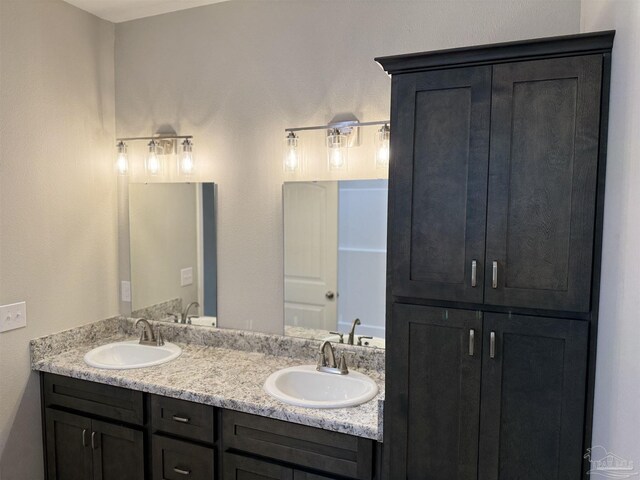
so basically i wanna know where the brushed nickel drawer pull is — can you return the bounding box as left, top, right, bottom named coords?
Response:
left=490, top=331, right=496, bottom=359
left=469, top=329, right=475, bottom=356
left=82, top=429, right=87, bottom=447
left=172, top=415, right=190, bottom=423
left=471, top=260, right=477, bottom=287
left=492, top=261, right=498, bottom=289
left=173, top=467, right=191, bottom=475
left=91, top=431, right=97, bottom=450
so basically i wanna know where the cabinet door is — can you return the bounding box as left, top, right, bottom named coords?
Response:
left=91, top=419, right=144, bottom=480
left=389, top=66, right=491, bottom=303
left=385, top=304, right=482, bottom=480
left=478, top=314, right=589, bottom=479
left=485, top=55, right=603, bottom=312
left=223, top=453, right=293, bottom=480
left=45, top=408, right=93, bottom=480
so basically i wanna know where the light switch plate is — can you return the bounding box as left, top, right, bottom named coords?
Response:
left=0, top=301, right=27, bottom=332
left=121, top=281, right=131, bottom=303
left=181, top=267, right=193, bottom=287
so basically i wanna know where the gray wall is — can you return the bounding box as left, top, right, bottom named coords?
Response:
left=115, top=0, right=581, bottom=334
left=0, top=0, right=118, bottom=478
left=582, top=0, right=640, bottom=470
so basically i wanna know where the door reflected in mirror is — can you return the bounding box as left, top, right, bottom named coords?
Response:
left=283, top=180, right=387, bottom=347
left=129, top=183, right=217, bottom=327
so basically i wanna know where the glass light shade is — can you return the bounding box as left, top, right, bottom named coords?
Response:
left=326, top=130, right=348, bottom=171
left=116, top=141, right=129, bottom=176
left=145, top=140, right=162, bottom=177
left=179, top=139, right=195, bottom=177
left=284, top=132, right=301, bottom=172
left=375, top=124, right=390, bottom=168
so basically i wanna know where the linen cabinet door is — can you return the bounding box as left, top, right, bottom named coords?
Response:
left=385, top=304, right=482, bottom=480
left=484, top=55, right=603, bottom=312
left=389, top=66, right=491, bottom=303
left=478, top=314, right=589, bottom=480
left=45, top=408, right=93, bottom=480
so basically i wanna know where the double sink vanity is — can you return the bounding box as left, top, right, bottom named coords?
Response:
left=31, top=316, right=385, bottom=480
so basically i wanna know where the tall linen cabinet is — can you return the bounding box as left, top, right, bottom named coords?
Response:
left=376, top=31, right=614, bottom=480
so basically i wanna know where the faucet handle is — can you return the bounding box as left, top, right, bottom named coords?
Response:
left=357, top=336, right=373, bottom=347
left=338, top=354, right=349, bottom=375
left=329, top=332, right=345, bottom=343
left=155, top=325, right=165, bottom=346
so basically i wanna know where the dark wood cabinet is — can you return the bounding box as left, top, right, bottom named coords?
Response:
left=478, top=314, right=589, bottom=479
left=385, top=304, right=482, bottom=480
left=390, top=66, right=491, bottom=304
left=45, top=408, right=144, bottom=480
left=223, top=453, right=293, bottom=480
left=378, top=31, right=614, bottom=480
left=484, top=55, right=603, bottom=312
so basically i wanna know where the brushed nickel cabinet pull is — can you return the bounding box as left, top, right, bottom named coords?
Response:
left=490, top=331, right=496, bottom=359
left=91, top=431, right=97, bottom=450
left=82, top=429, right=87, bottom=447
left=471, top=260, right=477, bottom=287
left=173, top=467, right=191, bottom=475
left=492, top=261, right=498, bottom=289
left=469, top=329, right=475, bottom=356
left=172, top=415, right=190, bottom=423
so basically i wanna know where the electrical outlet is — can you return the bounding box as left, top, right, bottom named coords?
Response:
left=121, top=281, right=131, bottom=303
left=0, top=301, right=27, bottom=333
left=181, top=267, right=193, bottom=287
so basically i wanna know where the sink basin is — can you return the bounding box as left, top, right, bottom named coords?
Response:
left=84, top=340, right=181, bottom=369
left=264, top=365, right=379, bottom=409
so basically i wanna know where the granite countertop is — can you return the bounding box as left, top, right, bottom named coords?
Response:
left=31, top=317, right=385, bottom=441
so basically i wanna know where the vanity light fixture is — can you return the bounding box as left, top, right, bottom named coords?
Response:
left=284, top=131, right=301, bottom=172
left=284, top=119, right=389, bottom=173
left=326, top=128, right=349, bottom=171
left=375, top=124, right=390, bottom=168
left=145, top=139, right=162, bottom=177
left=115, top=134, right=195, bottom=178
left=116, top=141, right=129, bottom=176
left=179, top=138, right=195, bottom=177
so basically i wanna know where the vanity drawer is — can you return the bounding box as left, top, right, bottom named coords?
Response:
left=42, top=373, right=144, bottom=425
left=151, top=395, right=215, bottom=444
left=222, top=411, right=373, bottom=480
left=152, top=435, right=215, bottom=480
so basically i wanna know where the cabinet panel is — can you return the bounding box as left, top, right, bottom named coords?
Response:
left=390, top=66, right=491, bottom=303
left=223, top=453, right=293, bottom=480
left=45, top=408, right=93, bottom=480
left=485, top=55, right=603, bottom=312
left=152, top=435, right=215, bottom=480
left=385, top=304, right=482, bottom=480
left=478, top=314, right=589, bottom=479
left=92, top=419, right=145, bottom=480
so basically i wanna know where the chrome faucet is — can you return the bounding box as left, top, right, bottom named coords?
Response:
left=181, top=301, right=200, bottom=324
left=135, top=318, right=164, bottom=346
left=347, top=318, right=361, bottom=345
left=316, top=341, right=349, bottom=375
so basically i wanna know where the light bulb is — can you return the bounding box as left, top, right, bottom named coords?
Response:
left=375, top=124, right=390, bottom=168
left=145, top=140, right=161, bottom=176
left=116, top=141, right=128, bottom=176
left=179, top=139, right=195, bottom=177
left=284, top=132, right=300, bottom=172
left=326, top=129, right=348, bottom=171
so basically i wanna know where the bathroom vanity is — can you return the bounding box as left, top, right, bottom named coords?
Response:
left=32, top=318, right=385, bottom=480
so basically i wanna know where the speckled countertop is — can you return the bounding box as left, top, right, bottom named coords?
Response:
left=31, top=317, right=385, bottom=441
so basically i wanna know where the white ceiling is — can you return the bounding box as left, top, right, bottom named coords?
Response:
left=63, top=0, right=230, bottom=23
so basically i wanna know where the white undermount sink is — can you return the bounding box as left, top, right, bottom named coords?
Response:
left=84, top=340, right=182, bottom=369
left=264, top=365, right=379, bottom=409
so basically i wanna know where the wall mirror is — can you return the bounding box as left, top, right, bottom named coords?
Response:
left=283, top=180, right=387, bottom=348
left=129, top=182, right=217, bottom=326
